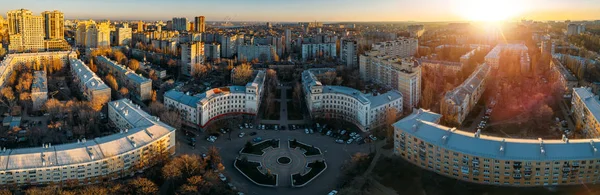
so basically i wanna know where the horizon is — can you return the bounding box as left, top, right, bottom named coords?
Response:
left=1, top=0, right=599, bottom=22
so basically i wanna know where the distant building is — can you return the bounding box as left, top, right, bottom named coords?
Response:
left=285, top=29, right=292, bottom=53
left=180, top=42, right=205, bottom=77
left=194, top=16, right=205, bottom=32
left=237, top=44, right=275, bottom=62
left=219, top=34, right=238, bottom=58
left=567, top=23, right=585, bottom=36
left=75, top=20, right=111, bottom=48
left=7, top=9, right=45, bottom=52
left=340, top=39, right=358, bottom=68
left=116, top=23, right=132, bottom=46
left=173, top=17, right=189, bottom=32
left=31, top=71, right=47, bottom=111
left=441, top=63, right=491, bottom=125
left=137, top=20, right=144, bottom=32
left=302, top=68, right=403, bottom=132
left=69, top=58, right=111, bottom=103
left=42, top=10, right=64, bottom=40
left=541, top=40, right=555, bottom=54
left=550, top=58, right=578, bottom=95
left=301, top=43, right=336, bottom=62
left=370, top=38, right=418, bottom=58
left=204, top=43, right=221, bottom=62
left=96, top=56, right=152, bottom=101
left=408, top=24, right=425, bottom=38
left=484, top=43, right=528, bottom=69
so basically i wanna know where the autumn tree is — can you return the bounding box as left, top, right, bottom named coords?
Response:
left=119, top=87, right=130, bottom=97
left=231, top=63, right=253, bottom=85
left=151, top=90, right=157, bottom=102
left=128, top=59, right=140, bottom=71
left=128, top=177, right=158, bottom=195
left=192, top=63, right=209, bottom=79
left=384, top=107, right=399, bottom=139
left=0, top=87, right=16, bottom=109
left=160, top=110, right=183, bottom=130
left=88, top=59, right=98, bottom=73
left=112, top=50, right=127, bottom=65
left=105, top=74, right=119, bottom=91
left=148, top=101, right=166, bottom=116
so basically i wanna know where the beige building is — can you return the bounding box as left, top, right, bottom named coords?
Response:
left=75, top=20, right=111, bottom=48
left=550, top=58, right=578, bottom=94
left=441, top=63, right=491, bottom=125
left=70, top=59, right=111, bottom=103
left=116, top=23, right=132, bottom=46
left=360, top=52, right=421, bottom=110
left=180, top=42, right=205, bottom=77
left=395, top=109, right=600, bottom=187
left=96, top=56, right=152, bottom=101
left=194, top=16, right=205, bottom=33
left=572, top=87, right=600, bottom=138
left=42, top=10, right=64, bottom=40
left=31, top=71, right=48, bottom=111
left=7, top=9, right=45, bottom=52
left=0, top=51, right=77, bottom=87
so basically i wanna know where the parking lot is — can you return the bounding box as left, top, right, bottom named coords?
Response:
left=177, top=122, right=377, bottom=195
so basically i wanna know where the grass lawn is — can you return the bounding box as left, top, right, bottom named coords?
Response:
left=289, top=139, right=321, bottom=156
left=292, top=160, right=326, bottom=186
left=235, top=159, right=277, bottom=186
left=287, top=102, right=304, bottom=120
left=241, top=139, right=279, bottom=155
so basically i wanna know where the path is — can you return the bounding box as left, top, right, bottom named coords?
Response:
left=260, top=86, right=309, bottom=125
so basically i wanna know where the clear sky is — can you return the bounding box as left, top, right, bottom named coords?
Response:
left=1, top=0, right=598, bottom=22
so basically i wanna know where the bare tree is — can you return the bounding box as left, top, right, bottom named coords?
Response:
left=128, top=177, right=158, bottom=195
left=231, top=63, right=253, bottom=85
left=105, top=74, right=119, bottom=91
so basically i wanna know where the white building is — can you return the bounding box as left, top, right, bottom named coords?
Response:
left=340, top=39, right=358, bottom=68
left=219, top=34, right=238, bottom=58
left=164, top=70, right=266, bottom=127
left=31, top=71, right=47, bottom=111
left=370, top=38, right=418, bottom=58
left=301, top=43, right=336, bottom=62
left=0, top=99, right=175, bottom=187
left=116, top=24, right=132, bottom=46
left=302, top=68, right=403, bottom=132
left=7, top=9, right=45, bottom=52
left=70, top=58, right=111, bottom=103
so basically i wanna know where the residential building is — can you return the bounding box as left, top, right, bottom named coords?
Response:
left=285, top=29, right=291, bottom=53
left=137, top=20, right=144, bottom=32
left=340, top=39, right=358, bottom=68
left=69, top=58, right=111, bottom=103
left=75, top=20, right=111, bottom=48
left=180, top=42, right=205, bottom=77
left=219, top=34, right=238, bottom=58
left=41, top=10, right=64, bottom=40
left=359, top=52, right=421, bottom=110
left=441, top=63, right=491, bottom=125
left=0, top=51, right=76, bottom=87
left=572, top=87, right=600, bottom=137
left=31, top=71, right=47, bottom=111
left=394, top=108, right=600, bottom=187
left=173, top=17, right=188, bottom=32
left=419, top=59, right=462, bottom=73
left=567, top=23, right=585, bottom=36
left=0, top=99, right=175, bottom=187
left=302, top=68, right=403, bottom=132
left=541, top=40, right=555, bottom=54
left=550, top=58, right=578, bottom=94
left=116, top=23, right=132, bottom=46
left=194, top=16, right=205, bottom=32
left=301, top=43, right=336, bottom=62
left=237, top=44, right=275, bottom=62
left=164, top=70, right=266, bottom=127
left=408, top=25, right=425, bottom=38
left=7, top=9, right=45, bottom=52
left=204, top=43, right=221, bottom=62
left=485, top=44, right=528, bottom=68
left=370, top=38, right=418, bottom=58
left=96, top=56, right=152, bottom=101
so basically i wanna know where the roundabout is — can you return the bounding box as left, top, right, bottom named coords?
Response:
left=235, top=139, right=327, bottom=187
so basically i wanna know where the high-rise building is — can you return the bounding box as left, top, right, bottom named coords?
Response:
left=75, top=20, right=111, bottom=48
left=194, top=16, right=205, bottom=32
left=370, top=38, right=418, bottom=57
left=181, top=42, right=205, bottom=77
left=301, top=43, right=336, bottom=62
left=567, top=23, right=585, bottom=36
left=285, top=29, right=291, bottom=53
left=173, top=17, right=189, bottom=32
left=237, top=44, right=275, bottom=62
left=219, top=34, right=238, bottom=58
left=137, top=20, right=144, bottom=32
left=340, top=39, right=358, bottom=68
left=116, top=23, right=132, bottom=46
left=7, top=9, right=45, bottom=52
left=41, top=10, right=64, bottom=40
left=204, top=43, right=220, bottom=62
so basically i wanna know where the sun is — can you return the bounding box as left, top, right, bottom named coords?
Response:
left=452, top=0, right=528, bottom=21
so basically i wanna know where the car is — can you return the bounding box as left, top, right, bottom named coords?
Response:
left=328, top=190, right=339, bottom=195
left=238, top=132, right=245, bottom=138
left=349, top=132, right=357, bottom=137
left=340, top=130, right=347, bottom=135
left=227, top=182, right=236, bottom=190
left=335, top=139, right=344, bottom=144
left=244, top=123, right=249, bottom=129
left=253, top=137, right=263, bottom=142
left=249, top=124, right=254, bottom=129
left=249, top=132, right=257, bottom=136
left=326, top=130, right=332, bottom=136
left=188, top=137, right=197, bottom=142
left=355, top=137, right=363, bottom=142
left=274, top=125, right=279, bottom=130
left=206, top=137, right=215, bottom=143
left=220, top=129, right=227, bottom=134
left=369, top=135, right=377, bottom=141
left=309, top=129, right=314, bottom=134
left=202, top=153, right=207, bottom=158
left=238, top=125, right=244, bottom=130
left=305, top=129, right=310, bottom=134
left=346, top=139, right=354, bottom=144
left=261, top=124, right=265, bottom=129
left=219, top=173, right=227, bottom=182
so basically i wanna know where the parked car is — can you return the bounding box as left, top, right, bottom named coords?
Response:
left=238, top=132, right=245, bottom=138
left=326, top=130, right=332, bottom=136
left=335, top=139, right=344, bottom=144
left=253, top=137, right=263, bottom=142
left=309, top=129, right=314, bottom=134
left=220, top=129, right=227, bottom=134
left=349, top=132, right=357, bottom=137
left=219, top=173, right=227, bottom=182
left=346, top=139, right=354, bottom=144
left=355, top=137, right=363, bottom=142
left=369, top=135, right=377, bottom=141
left=340, top=130, right=347, bottom=135
left=305, top=129, right=310, bottom=134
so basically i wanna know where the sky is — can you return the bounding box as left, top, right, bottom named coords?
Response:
left=0, top=0, right=599, bottom=22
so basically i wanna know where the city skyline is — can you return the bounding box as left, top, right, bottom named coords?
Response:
left=1, top=0, right=599, bottom=22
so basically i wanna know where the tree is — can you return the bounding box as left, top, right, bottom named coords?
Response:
left=128, top=59, right=140, bottom=71
left=207, top=146, right=223, bottom=171
left=384, top=107, right=398, bottom=139
left=151, top=90, right=157, bottom=102
left=535, top=104, right=554, bottom=125
left=0, top=47, right=6, bottom=58
left=148, top=101, right=167, bottom=116
left=76, top=185, right=108, bottom=195
left=128, top=177, right=158, bottom=195
left=192, top=63, right=209, bottom=79
left=112, top=50, right=127, bottom=65
left=119, top=87, right=130, bottom=97
left=232, top=63, right=253, bottom=85
left=0, top=87, right=16, bottom=109
left=105, top=74, right=119, bottom=91
left=160, top=110, right=183, bottom=130
left=167, top=59, right=177, bottom=68
left=292, top=82, right=303, bottom=109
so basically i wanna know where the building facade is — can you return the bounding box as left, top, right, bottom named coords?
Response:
left=237, top=44, right=275, bottom=62
left=394, top=108, right=600, bottom=187
left=7, top=9, right=45, bottom=52
left=31, top=71, right=48, bottom=111
left=172, top=17, right=188, bottom=32
left=41, top=10, right=64, bottom=40
left=194, top=16, right=205, bottom=33
left=485, top=44, right=528, bottom=69
left=116, top=24, right=132, bottom=46
left=301, top=43, right=336, bottom=62
left=302, top=68, right=403, bottom=132
left=204, top=43, right=221, bottom=62
left=550, top=58, right=578, bottom=94
left=572, top=87, right=600, bottom=138
left=75, top=20, right=111, bottom=48
left=180, top=42, right=205, bottom=77
left=0, top=99, right=175, bottom=187
left=441, top=63, right=491, bottom=125
left=370, top=38, right=418, bottom=58
left=340, top=39, right=358, bottom=68
left=0, top=51, right=76, bottom=87
left=70, top=59, right=111, bottom=103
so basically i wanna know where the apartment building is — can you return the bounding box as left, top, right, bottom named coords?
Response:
left=302, top=68, right=403, bottom=132
left=301, top=43, right=336, bottom=62
left=441, top=63, right=491, bottom=125
left=0, top=99, right=175, bottom=187
left=572, top=87, right=600, bottom=138
left=31, top=71, right=48, bottom=111
left=0, top=51, right=76, bottom=87
left=75, top=20, right=111, bottom=48
left=550, top=58, right=578, bottom=94
left=96, top=56, right=152, bottom=101
left=485, top=44, right=528, bottom=69
left=370, top=38, right=418, bottom=58
left=340, top=39, right=358, bottom=68
left=180, top=42, right=205, bottom=77
left=7, top=9, right=45, bottom=52
left=69, top=59, right=111, bottom=103
left=237, top=44, right=275, bottom=62
left=394, top=109, right=600, bottom=187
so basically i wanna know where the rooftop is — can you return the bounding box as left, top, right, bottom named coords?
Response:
left=573, top=87, right=600, bottom=125
left=31, top=71, right=47, bottom=93
left=164, top=90, right=202, bottom=108
left=70, top=59, right=110, bottom=92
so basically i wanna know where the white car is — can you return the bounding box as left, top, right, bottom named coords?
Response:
left=369, top=135, right=377, bottom=141
left=309, top=129, right=314, bottom=134
left=238, top=132, right=245, bottom=138
left=349, top=132, right=357, bottom=137
left=305, top=129, right=310, bottom=134
left=219, top=173, right=227, bottom=182
left=207, top=137, right=215, bottom=143
left=340, top=130, right=347, bottom=135
left=328, top=190, right=338, bottom=195
left=346, top=139, right=354, bottom=144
